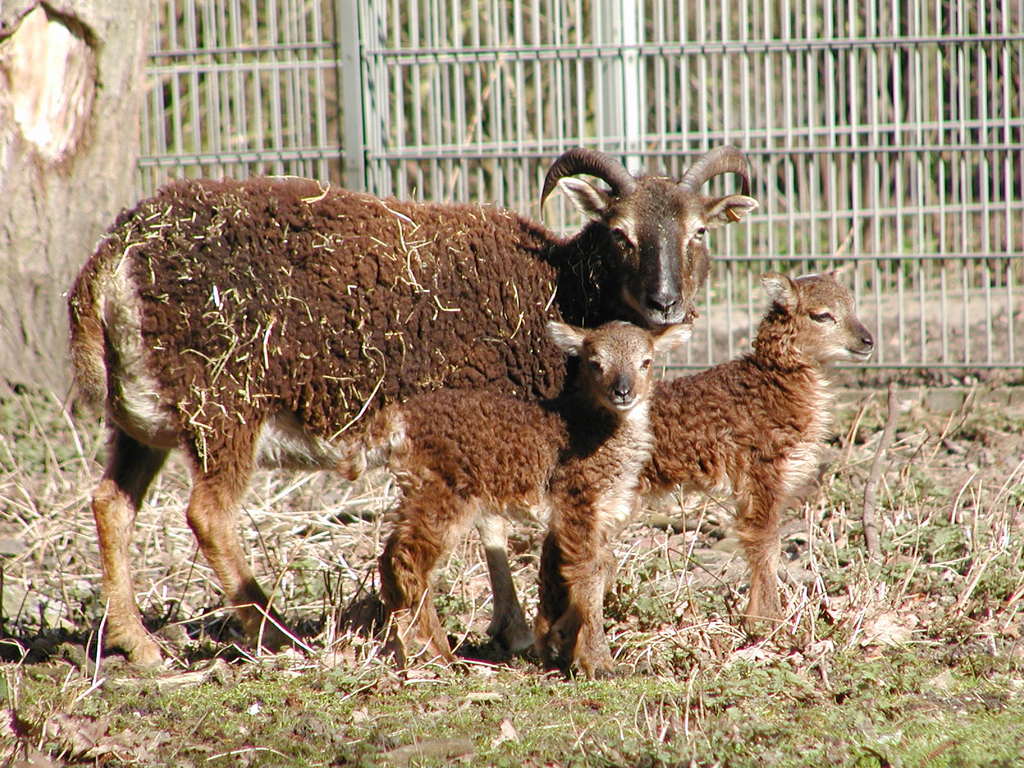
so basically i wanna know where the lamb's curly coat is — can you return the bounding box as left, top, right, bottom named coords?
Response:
left=641, top=272, right=875, bottom=623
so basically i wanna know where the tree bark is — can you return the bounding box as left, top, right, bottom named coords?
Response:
left=0, top=0, right=149, bottom=393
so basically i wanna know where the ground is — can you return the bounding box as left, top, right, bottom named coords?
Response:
left=1, top=384, right=1022, bottom=767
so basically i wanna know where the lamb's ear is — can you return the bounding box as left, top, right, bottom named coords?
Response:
left=761, top=273, right=798, bottom=311
left=827, top=262, right=855, bottom=280
left=705, top=194, right=759, bottom=228
left=558, top=177, right=613, bottom=220
left=652, top=323, right=692, bottom=355
left=547, top=320, right=587, bottom=355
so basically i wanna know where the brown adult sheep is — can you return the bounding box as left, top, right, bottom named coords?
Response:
left=346, top=320, right=688, bottom=677
left=68, top=147, right=756, bottom=666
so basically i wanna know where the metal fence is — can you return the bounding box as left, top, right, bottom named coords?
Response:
left=138, top=0, right=1023, bottom=373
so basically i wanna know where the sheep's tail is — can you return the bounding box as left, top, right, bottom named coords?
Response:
left=67, top=255, right=110, bottom=408
left=339, top=407, right=408, bottom=481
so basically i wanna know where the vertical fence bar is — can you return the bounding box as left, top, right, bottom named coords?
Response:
left=337, top=0, right=365, bottom=190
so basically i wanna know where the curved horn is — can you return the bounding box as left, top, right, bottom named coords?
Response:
left=540, top=148, right=636, bottom=208
left=679, top=145, right=751, bottom=196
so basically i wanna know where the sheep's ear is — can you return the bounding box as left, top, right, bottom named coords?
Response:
left=705, top=194, right=758, bottom=229
left=558, top=177, right=613, bottom=220
left=653, top=323, right=692, bottom=355
left=547, top=320, right=587, bottom=355
left=761, top=273, right=798, bottom=311
left=827, top=262, right=855, bottom=279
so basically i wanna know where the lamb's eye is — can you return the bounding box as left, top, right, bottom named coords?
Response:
left=810, top=311, right=835, bottom=323
left=640, top=358, right=652, bottom=371
left=589, top=359, right=604, bottom=373
left=694, top=227, right=707, bottom=240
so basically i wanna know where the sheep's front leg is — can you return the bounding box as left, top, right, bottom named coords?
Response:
left=536, top=531, right=616, bottom=679
left=92, top=429, right=168, bottom=666
left=534, top=531, right=565, bottom=660
left=475, top=513, right=533, bottom=652
left=735, top=491, right=784, bottom=630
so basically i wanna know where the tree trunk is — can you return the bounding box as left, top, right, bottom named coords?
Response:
left=0, top=0, right=149, bottom=393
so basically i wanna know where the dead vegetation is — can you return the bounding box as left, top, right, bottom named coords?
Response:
left=1, top=384, right=1023, bottom=765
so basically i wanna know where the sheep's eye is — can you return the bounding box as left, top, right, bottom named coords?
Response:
left=611, top=229, right=633, bottom=249
left=810, top=311, right=835, bottom=324
left=640, top=358, right=653, bottom=371
left=589, top=359, right=604, bottom=373
left=694, top=227, right=707, bottom=240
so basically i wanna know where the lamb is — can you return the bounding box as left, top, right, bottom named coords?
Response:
left=68, top=147, right=757, bottom=666
left=348, top=319, right=688, bottom=678
left=640, top=270, right=874, bottom=626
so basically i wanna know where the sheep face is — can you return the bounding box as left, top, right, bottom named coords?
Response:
left=759, top=271, right=875, bottom=365
left=548, top=320, right=691, bottom=414
left=553, top=152, right=758, bottom=330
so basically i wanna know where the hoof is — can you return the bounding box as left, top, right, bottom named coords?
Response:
left=122, top=636, right=164, bottom=669
left=572, top=652, right=618, bottom=680
left=492, top=620, right=535, bottom=654
left=250, top=623, right=294, bottom=654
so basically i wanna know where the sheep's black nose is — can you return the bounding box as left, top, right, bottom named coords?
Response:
left=861, top=332, right=875, bottom=349
left=647, top=292, right=679, bottom=314
left=612, top=375, right=632, bottom=400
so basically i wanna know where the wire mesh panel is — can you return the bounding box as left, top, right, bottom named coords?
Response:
left=140, top=0, right=1024, bottom=373
left=138, top=0, right=344, bottom=193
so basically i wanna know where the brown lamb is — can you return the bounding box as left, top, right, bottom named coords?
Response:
left=466, top=271, right=874, bottom=644
left=67, top=147, right=755, bottom=667
left=641, top=271, right=874, bottom=625
left=348, top=320, right=689, bottom=678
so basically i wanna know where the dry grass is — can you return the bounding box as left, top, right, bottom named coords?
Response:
left=1, top=384, right=1023, bottom=766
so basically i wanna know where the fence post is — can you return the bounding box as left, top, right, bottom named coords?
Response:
left=619, top=0, right=641, bottom=171
left=337, top=0, right=365, bottom=191
left=599, top=0, right=642, bottom=171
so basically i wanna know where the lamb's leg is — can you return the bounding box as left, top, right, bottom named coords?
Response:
left=379, top=483, right=474, bottom=664
left=379, top=526, right=453, bottom=664
left=537, top=529, right=616, bottom=679
left=561, top=545, right=616, bottom=679
left=184, top=444, right=291, bottom=653
left=534, top=531, right=567, bottom=662
left=92, top=428, right=168, bottom=666
left=475, top=513, right=532, bottom=652
left=735, top=492, right=784, bottom=628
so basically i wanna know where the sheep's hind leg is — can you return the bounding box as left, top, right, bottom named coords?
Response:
left=735, top=492, right=784, bottom=631
left=379, top=534, right=454, bottom=664
left=92, top=428, right=168, bottom=667
left=184, top=443, right=292, bottom=654
left=379, top=486, right=473, bottom=664
left=476, top=513, right=533, bottom=652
